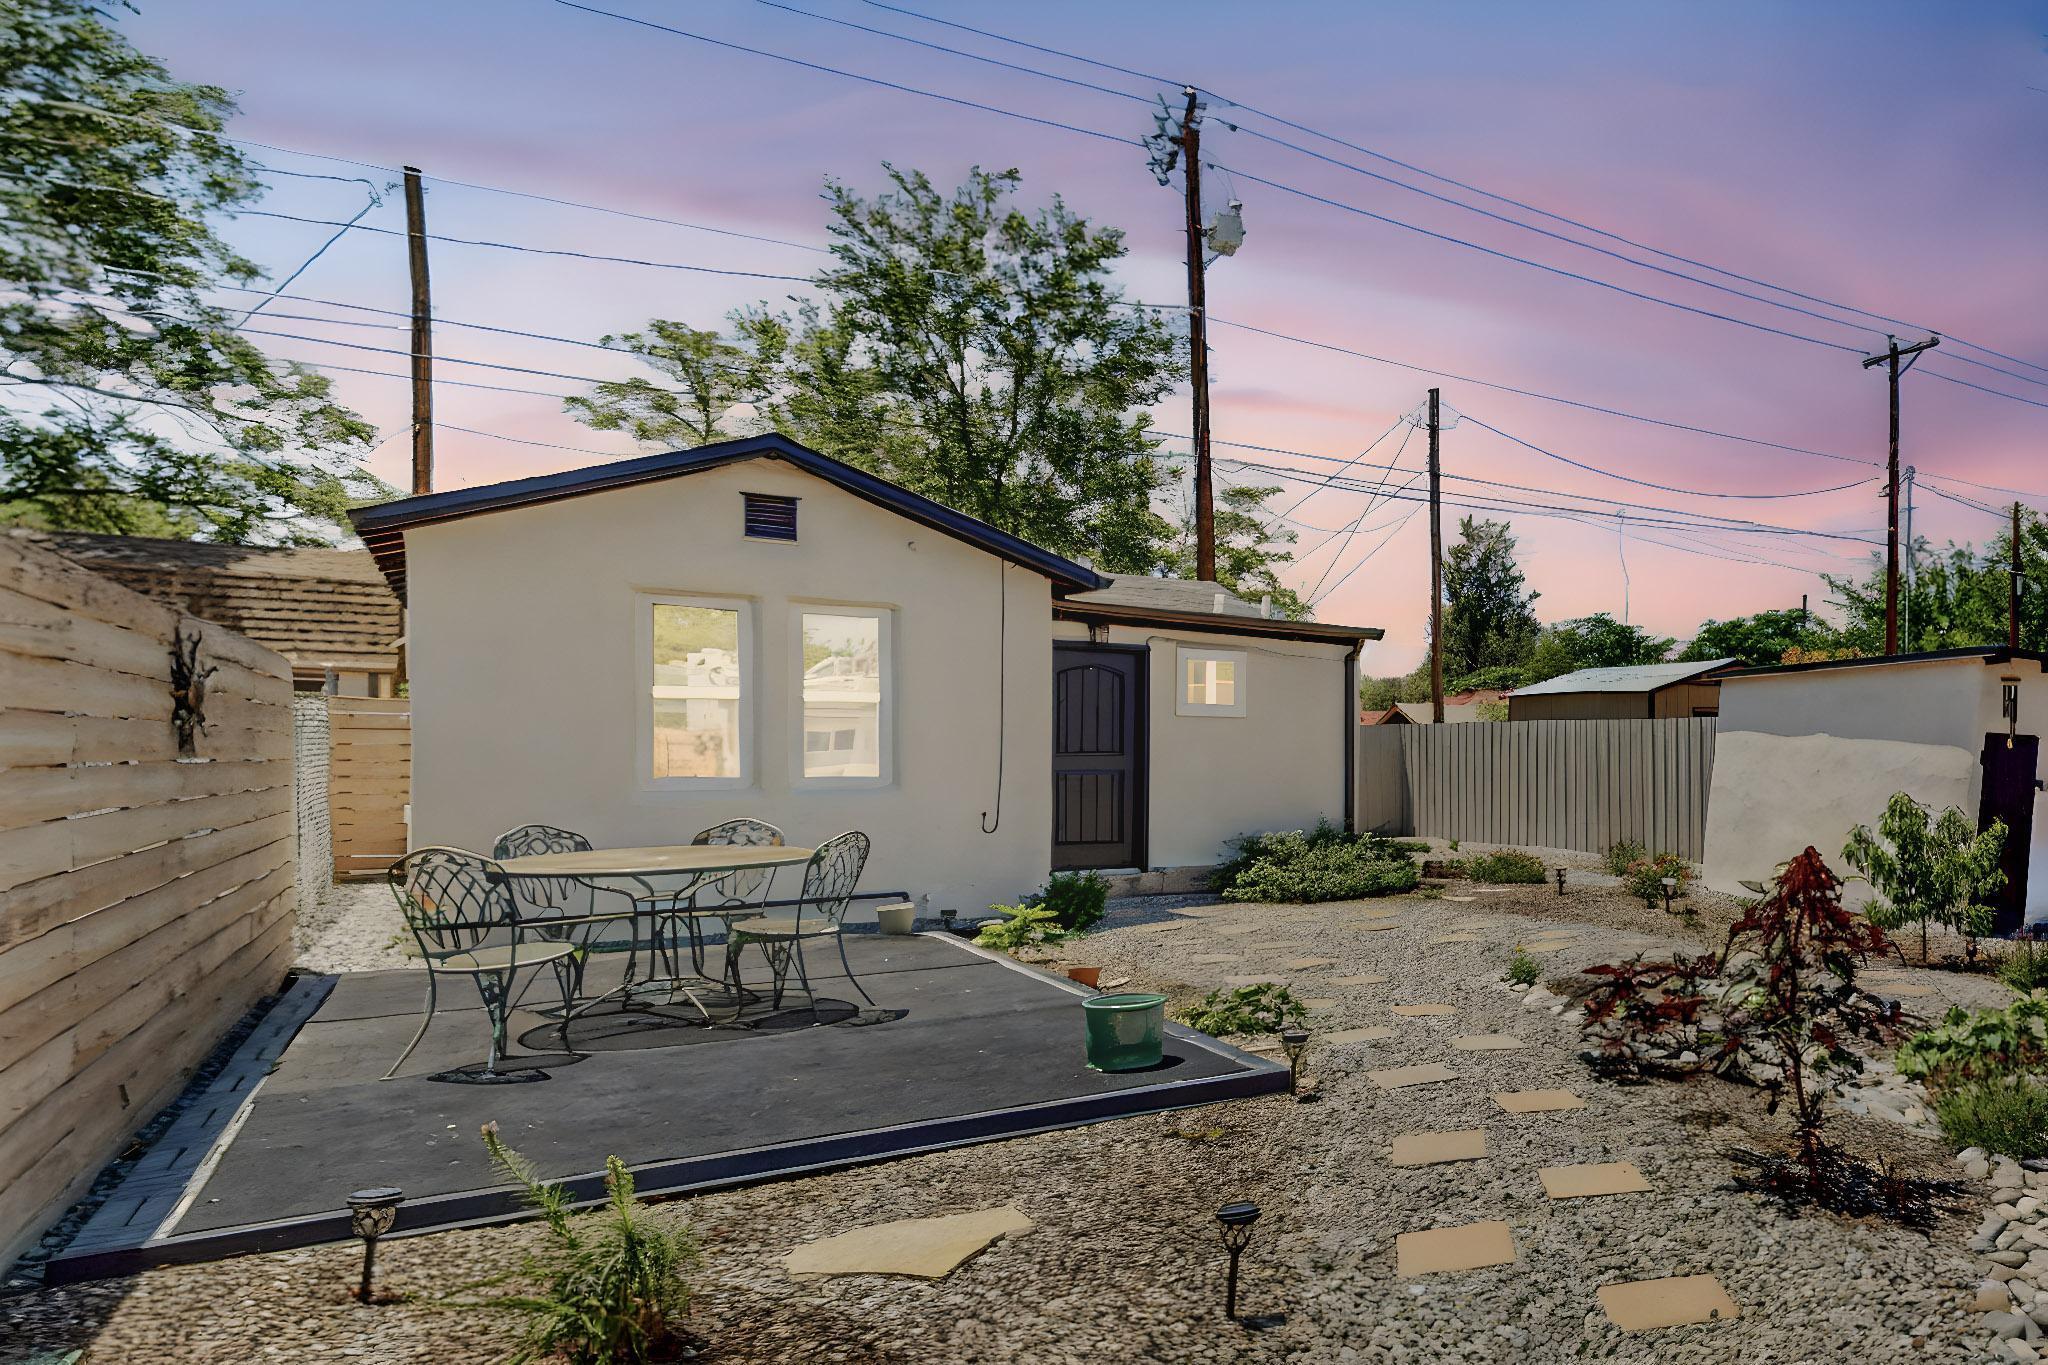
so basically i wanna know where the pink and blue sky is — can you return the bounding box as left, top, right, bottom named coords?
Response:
left=120, top=1, right=2048, bottom=671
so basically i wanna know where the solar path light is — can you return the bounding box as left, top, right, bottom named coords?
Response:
left=346, top=1187, right=404, bottom=1302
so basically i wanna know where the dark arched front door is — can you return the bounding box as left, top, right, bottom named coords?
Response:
left=1052, top=644, right=1148, bottom=870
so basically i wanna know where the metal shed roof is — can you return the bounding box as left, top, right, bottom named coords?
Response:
left=1509, top=658, right=1735, bottom=697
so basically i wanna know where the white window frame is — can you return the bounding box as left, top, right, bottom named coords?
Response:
left=637, top=592, right=753, bottom=791
left=790, top=604, right=893, bottom=789
left=1176, top=646, right=1248, bottom=717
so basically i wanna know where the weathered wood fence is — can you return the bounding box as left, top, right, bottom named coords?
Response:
left=0, top=532, right=295, bottom=1267
left=328, top=696, right=409, bottom=879
left=1356, top=717, right=1719, bottom=860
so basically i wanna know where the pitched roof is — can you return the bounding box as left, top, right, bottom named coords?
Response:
left=24, top=530, right=401, bottom=672
left=347, top=432, right=1108, bottom=601
left=1056, top=573, right=1382, bottom=644
left=1071, top=573, right=1268, bottom=618
left=1509, top=658, right=1736, bottom=697
left=1716, top=646, right=2048, bottom=679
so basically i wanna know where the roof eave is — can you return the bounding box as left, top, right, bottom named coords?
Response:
left=1054, top=598, right=1382, bottom=644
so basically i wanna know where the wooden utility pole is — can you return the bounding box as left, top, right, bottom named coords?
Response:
left=1861, top=334, right=1939, bottom=654
left=2013, top=501, right=2024, bottom=651
left=1174, top=87, right=1215, bottom=583
left=1428, top=388, right=1444, bottom=724
left=1902, top=465, right=1916, bottom=648
left=403, top=166, right=433, bottom=496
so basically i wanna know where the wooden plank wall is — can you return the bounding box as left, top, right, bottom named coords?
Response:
left=329, top=696, right=409, bottom=880
left=1353, top=718, right=1719, bottom=860
left=0, top=532, right=294, bottom=1268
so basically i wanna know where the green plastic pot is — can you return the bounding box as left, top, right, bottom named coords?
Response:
left=1082, top=992, right=1168, bottom=1072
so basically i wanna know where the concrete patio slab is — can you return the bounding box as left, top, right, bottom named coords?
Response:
left=1540, top=1161, right=1652, bottom=1199
left=44, top=935, right=1285, bottom=1283
left=1389, top=1129, right=1487, bottom=1166
left=1597, top=1274, right=1740, bottom=1329
left=782, top=1205, right=1033, bottom=1278
left=1369, top=1062, right=1459, bottom=1090
left=1493, top=1089, right=1586, bottom=1113
left=1395, top=1220, right=1517, bottom=1275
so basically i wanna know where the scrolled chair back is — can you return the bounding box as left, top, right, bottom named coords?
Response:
left=491, top=823, right=594, bottom=918
left=691, top=818, right=786, bottom=905
left=389, top=847, right=517, bottom=959
left=799, top=830, right=871, bottom=929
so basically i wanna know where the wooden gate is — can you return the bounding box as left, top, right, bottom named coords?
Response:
left=329, top=696, right=409, bottom=879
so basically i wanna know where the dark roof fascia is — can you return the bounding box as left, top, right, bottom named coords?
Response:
left=1717, top=646, right=2048, bottom=680
left=346, top=434, right=1108, bottom=599
left=1054, top=598, right=1383, bottom=645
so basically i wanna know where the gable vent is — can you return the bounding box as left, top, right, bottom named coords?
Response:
left=742, top=493, right=799, bottom=541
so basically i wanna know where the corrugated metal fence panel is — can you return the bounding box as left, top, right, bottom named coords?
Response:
left=1352, top=717, right=1719, bottom=860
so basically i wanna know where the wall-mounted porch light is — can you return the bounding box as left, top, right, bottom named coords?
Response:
left=2002, top=674, right=2020, bottom=747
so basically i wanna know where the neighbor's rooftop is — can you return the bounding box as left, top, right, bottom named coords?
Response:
left=1509, top=657, right=1735, bottom=697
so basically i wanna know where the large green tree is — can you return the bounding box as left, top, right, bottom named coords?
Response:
left=0, top=0, right=384, bottom=542
left=570, top=165, right=1294, bottom=591
left=1163, top=482, right=1305, bottom=618
left=1823, top=510, right=2048, bottom=655
left=1525, top=612, right=1672, bottom=680
left=1680, top=607, right=1840, bottom=667
left=1439, top=516, right=1541, bottom=678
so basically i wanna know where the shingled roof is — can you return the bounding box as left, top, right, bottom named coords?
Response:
left=22, top=530, right=402, bottom=674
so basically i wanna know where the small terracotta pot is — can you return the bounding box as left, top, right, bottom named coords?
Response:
left=1067, top=965, right=1102, bottom=988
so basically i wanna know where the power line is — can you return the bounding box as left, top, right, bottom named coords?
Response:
left=1460, top=416, right=1878, bottom=499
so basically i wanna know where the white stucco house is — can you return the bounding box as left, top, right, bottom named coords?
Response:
left=1701, top=647, right=2048, bottom=932
left=349, top=433, right=1382, bottom=917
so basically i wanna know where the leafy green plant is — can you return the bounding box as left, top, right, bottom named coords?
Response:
left=1504, top=949, right=1541, bottom=987
left=1604, top=838, right=1648, bottom=877
left=973, top=902, right=1077, bottom=951
left=1998, top=938, right=2048, bottom=993
left=1176, top=983, right=1307, bottom=1037
left=1212, top=818, right=1353, bottom=888
left=1222, top=837, right=1419, bottom=904
left=1621, top=852, right=1693, bottom=908
left=1843, top=792, right=2006, bottom=963
left=1895, top=992, right=2048, bottom=1093
left=1932, top=1079, right=2048, bottom=1159
left=1460, top=849, right=1547, bottom=884
left=1023, top=871, right=1108, bottom=933
left=469, top=1123, right=701, bottom=1365
left=1447, top=838, right=1461, bottom=853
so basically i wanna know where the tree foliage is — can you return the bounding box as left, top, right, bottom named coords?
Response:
left=1679, top=608, right=1833, bottom=667
left=1439, top=516, right=1541, bottom=678
left=1823, top=510, right=2048, bottom=655
left=1525, top=612, right=1672, bottom=679
left=1842, top=792, right=2006, bottom=962
left=566, top=165, right=1306, bottom=587
left=0, top=0, right=385, bottom=542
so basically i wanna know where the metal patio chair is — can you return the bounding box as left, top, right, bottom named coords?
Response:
left=382, top=847, right=578, bottom=1080
left=492, top=823, right=648, bottom=1004
left=637, top=818, right=788, bottom=981
left=726, top=830, right=875, bottom=1022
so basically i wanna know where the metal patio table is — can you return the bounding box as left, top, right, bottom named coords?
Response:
left=493, top=843, right=814, bottom=1023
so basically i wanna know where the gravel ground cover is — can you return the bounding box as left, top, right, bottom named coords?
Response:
left=3, top=871, right=2021, bottom=1363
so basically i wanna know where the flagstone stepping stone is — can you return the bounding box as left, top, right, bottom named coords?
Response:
left=1869, top=982, right=1935, bottom=997
left=1492, top=1089, right=1585, bottom=1114
left=1358, top=922, right=1400, bottom=932
left=1130, top=920, right=1190, bottom=933
left=1191, top=953, right=1239, bottom=964
left=783, top=1206, right=1033, bottom=1278
left=1395, top=1219, right=1517, bottom=1276
left=1369, top=1062, right=1459, bottom=1090
left=1517, top=942, right=1572, bottom=953
left=1597, top=1274, right=1740, bottom=1330
left=1100, top=976, right=1131, bottom=990
left=1389, top=1128, right=1487, bottom=1166
left=1224, top=975, right=1285, bottom=986
left=1391, top=1003, right=1456, bottom=1017
left=1540, top=1161, right=1652, bottom=1199
left=1432, top=933, right=1481, bottom=944
left=1325, top=1025, right=1395, bottom=1044
left=1331, top=973, right=1388, bottom=986
left=1283, top=957, right=1335, bottom=970
left=1300, top=997, right=1340, bottom=1010
left=1212, top=925, right=1267, bottom=937
left=1450, top=1034, right=1526, bottom=1051
left=1441, top=895, right=1476, bottom=903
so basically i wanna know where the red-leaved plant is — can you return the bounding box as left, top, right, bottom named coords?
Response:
left=1715, top=847, right=1899, bottom=1185
left=1579, top=953, right=1719, bottom=1077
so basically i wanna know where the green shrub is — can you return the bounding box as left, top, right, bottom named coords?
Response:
left=471, top=1123, right=700, bottom=1365
left=1461, top=849, right=1547, bottom=884
left=1843, top=792, right=2006, bottom=963
left=1622, top=852, right=1693, bottom=907
left=1505, top=949, right=1541, bottom=986
left=1895, top=992, right=2048, bottom=1092
left=1997, top=941, right=2048, bottom=993
left=1603, top=839, right=1648, bottom=877
left=1933, top=1079, right=2048, bottom=1159
left=1212, top=818, right=1354, bottom=889
left=1024, top=871, right=1108, bottom=933
left=974, top=902, right=1076, bottom=951
left=1177, top=983, right=1307, bottom=1037
left=1222, top=836, right=1419, bottom=904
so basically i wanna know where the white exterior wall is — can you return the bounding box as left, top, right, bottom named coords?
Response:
left=404, top=460, right=1053, bottom=919
left=1701, top=656, right=2048, bottom=923
left=1053, top=620, right=1354, bottom=868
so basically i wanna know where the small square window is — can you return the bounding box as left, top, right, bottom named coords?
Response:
left=1176, top=647, right=1247, bottom=717
left=743, top=493, right=799, bottom=541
